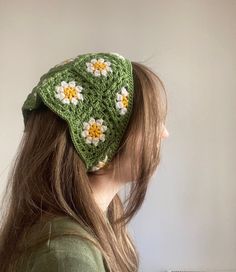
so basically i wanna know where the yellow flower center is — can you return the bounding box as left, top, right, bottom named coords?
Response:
left=93, top=61, right=107, bottom=71
left=122, top=96, right=128, bottom=108
left=64, top=87, right=77, bottom=100
left=88, top=123, right=102, bottom=138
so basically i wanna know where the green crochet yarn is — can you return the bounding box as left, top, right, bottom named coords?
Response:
left=22, top=52, right=134, bottom=172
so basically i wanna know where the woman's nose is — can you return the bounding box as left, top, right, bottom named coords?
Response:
left=161, top=125, right=169, bottom=139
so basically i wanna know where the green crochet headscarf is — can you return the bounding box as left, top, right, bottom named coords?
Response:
left=22, top=52, right=134, bottom=172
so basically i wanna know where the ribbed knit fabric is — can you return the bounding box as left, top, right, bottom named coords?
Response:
left=17, top=216, right=109, bottom=272
left=21, top=52, right=134, bottom=172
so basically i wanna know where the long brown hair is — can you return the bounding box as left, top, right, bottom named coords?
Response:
left=0, top=61, right=168, bottom=272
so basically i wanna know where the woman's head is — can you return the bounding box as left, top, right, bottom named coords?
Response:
left=90, top=61, right=168, bottom=185
left=0, top=55, right=168, bottom=272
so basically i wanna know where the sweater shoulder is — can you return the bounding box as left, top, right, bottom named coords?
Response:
left=17, top=216, right=107, bottom=272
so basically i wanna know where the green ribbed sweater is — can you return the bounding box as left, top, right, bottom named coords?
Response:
left=17, top=215, right=108, bottom=272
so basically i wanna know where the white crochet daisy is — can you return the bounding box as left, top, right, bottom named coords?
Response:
left=90, top=155, right=108, bottom=172
left=110, top=52, right=125, bottom=60
left=116, top=87, right=129, bottom=115
left=86, top=58, right=112, bottom=77
left=81, top=117, right=107, bottom=146
left=55, top=81, right=83, bottom=105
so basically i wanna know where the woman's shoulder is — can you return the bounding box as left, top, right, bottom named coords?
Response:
left=17, top=215, right=107, bottom=272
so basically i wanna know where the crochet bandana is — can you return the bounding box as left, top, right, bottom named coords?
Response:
left=22, top=52, right=134, bottom=172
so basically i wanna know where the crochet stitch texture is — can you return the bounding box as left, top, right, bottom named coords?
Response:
left=22, top=52, right=134, bottom=172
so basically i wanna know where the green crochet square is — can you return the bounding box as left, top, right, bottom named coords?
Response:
left=21, top=52, right=134, bottom=172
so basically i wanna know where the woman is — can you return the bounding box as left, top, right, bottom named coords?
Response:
left=0, top=52, right=169, bottom=272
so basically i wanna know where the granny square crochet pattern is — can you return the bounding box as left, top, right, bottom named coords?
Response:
left=22, top=52, right=134, bottom=172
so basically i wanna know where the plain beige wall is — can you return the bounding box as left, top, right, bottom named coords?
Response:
left=0, top=0, right=236, bottom=271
